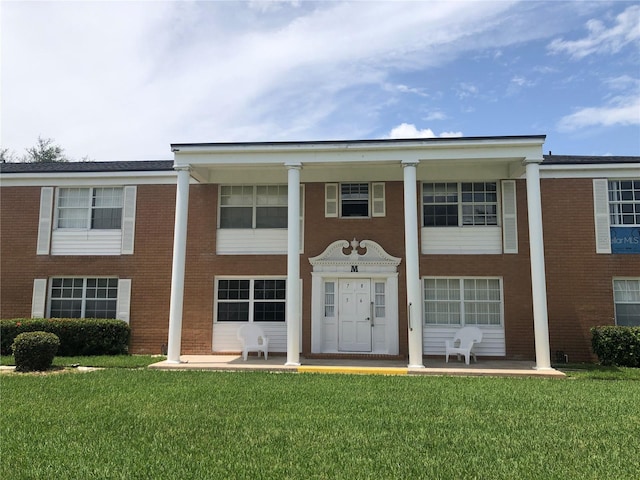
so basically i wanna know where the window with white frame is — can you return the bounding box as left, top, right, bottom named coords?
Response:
left=56, top=187, right=123, bottom=229
left=49, top=277, right=118, bottom=318
left=423, top=182, right=498, bottom=227
left=219, top=185, right=288, bottom=228
left=609, top=180, right=640, bottom=226
left=216, top=278, right=286, bottom=322
left=325, top=182, right=385, bottom=218
left=424, top=278, right=502, bottom=325
left=324, top=282, right=335, bottom=317
left=613, top=279, right=640, bottom=326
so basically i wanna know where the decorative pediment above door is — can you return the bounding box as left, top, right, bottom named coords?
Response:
left=308, top=238, right=401, bottom=273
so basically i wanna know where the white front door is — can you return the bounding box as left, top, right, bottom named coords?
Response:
left=338, top=279, right=372, bottom=352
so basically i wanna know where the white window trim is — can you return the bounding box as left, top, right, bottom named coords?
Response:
left=613, top=277, right=640, bottom=327
left=608, top=179, right=640, bottom=227
left=218, top=185, right=289, bottom=229
left=422, top=276, right=504, bottom=327
left=325, top=182, right=385, bottom=218
left=213, top=276, right=287, bottom=323
left=53, top=186, right=124, bottom=231
left=421, top=182, right=501, bottom=228
left=47, top=276, right=121, bottom=319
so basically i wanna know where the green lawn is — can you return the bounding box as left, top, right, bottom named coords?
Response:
left=0, top=354, right=162, bottom=368
left=2, top=368, right=639, bottom=480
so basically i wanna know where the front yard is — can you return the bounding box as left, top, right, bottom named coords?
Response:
left=2, top=365, right=639, bottom=479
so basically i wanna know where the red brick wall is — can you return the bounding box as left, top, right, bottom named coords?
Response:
left=2, top=178, right=637, bottom=361
left=541, top=178, right=639, bottom=362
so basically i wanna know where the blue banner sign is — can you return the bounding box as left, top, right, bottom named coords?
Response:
left=611, top=227, right=640, bottom=254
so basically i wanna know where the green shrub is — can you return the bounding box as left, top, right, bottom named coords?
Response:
left=591, top=326, right=640, bottom=367
left=12, top=331, right=60, bottom=372
left=1, top=318, right=130, bottom=356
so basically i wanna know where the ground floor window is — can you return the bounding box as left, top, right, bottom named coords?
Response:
left=613, top=278, right=640, bottom=326
left=423, top=277, right=502, bottom=326
left=215, top=278, right=286, bottom=322
left=49, top=277, right=118, bottom=318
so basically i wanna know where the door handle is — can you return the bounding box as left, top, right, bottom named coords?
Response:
left=369, top=301, right=374, bottom=327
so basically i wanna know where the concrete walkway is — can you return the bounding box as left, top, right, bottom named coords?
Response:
left=148, top=355, right=566, bottom=378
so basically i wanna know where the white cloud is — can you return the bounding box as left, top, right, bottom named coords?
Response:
left=456, top=83, right=479, bottom=99
left=557, top=95, right=640, bottom=131
left=423, top=111, right=447, bottom=121
left=548, top=5, right=640, bottom=59
left=387, top=123, right=462, bottom=139
left=2, top=1, right=637, bottom=160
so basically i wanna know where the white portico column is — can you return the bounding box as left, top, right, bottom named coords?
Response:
left=167, top=166, right=191, bottom=363
left=285, top=163, right=302, bottom=366
left=402, top=161, right=425, bottom=368
left=525, top=160, right=552, bottom=370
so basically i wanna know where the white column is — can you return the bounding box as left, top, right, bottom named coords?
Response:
left=167, top=166, right=191, bottom=363
left=402, top=161, right=425, bottom=368
left=525, top=160, right=552, bottom=370
left=285, top=163, right=301, bottom=366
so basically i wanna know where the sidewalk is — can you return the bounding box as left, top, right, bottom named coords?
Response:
left=148, top=355, right=566, bottom=378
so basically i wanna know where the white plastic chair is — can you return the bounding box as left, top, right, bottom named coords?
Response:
left=237, top=324, right=269, bottom=361
left=445, top=326, right=483, bottom=365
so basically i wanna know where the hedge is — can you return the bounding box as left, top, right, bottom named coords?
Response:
left=12, top=331, right=60, bottom=372
left=1, top=318, right=130, bottom=356
left=591, top=326, right=640, bottom=367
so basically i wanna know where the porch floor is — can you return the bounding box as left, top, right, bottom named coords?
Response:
left=148, top=355, right=566, bottom=378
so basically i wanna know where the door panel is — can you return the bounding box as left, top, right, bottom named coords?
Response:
left=338, top=279, right=372, bottom=352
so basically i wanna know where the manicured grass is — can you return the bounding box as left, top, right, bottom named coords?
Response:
left=2, top=370, right=639, bottom=479
left=0, top=354, right=163, bottom=368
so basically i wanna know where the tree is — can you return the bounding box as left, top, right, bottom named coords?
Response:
left=23, top=136, right=68, bottom=163
left=0, top=148, right=19, bottom=163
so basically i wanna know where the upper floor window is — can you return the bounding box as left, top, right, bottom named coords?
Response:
left=341, top=183, right=369, bottom=217
left=49, top=277, right=118, bottom=318
left=325, top=182, right=385, bottom=218
left=219, top=185, right=287, bottom=229
left=609, top=180, right=640, bottom=226
left=423, top=182, right=498, bottom=227
left=57, top=187, right=123, bottom=229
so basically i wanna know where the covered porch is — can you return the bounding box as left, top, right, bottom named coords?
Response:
left=165, top=136, right=554, bottom=371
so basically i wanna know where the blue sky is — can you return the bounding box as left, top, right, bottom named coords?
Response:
left=1, top=1, right=639, bottom=161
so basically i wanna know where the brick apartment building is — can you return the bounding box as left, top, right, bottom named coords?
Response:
left=1, top=136, right=638, bottom=368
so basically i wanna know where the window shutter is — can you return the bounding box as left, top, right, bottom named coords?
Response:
left=593, top=179, right=611, bottom=254
left=116, top=279, right=132, bottom=323
left=37, top=187, right=54, bottom=255
left=372, top=182, right=386, bottom=217
left=501, top=180, right=518, bottom=254
left=31, top=279, right=47, bottom=318
left=121, top=186, right=137, bottom=254
left=325, top=183, right=338, bottom=217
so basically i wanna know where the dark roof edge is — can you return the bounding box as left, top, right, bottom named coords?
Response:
left=543, top=154, right=640, bottom=165
left=0, top=160, right=174, bottom=174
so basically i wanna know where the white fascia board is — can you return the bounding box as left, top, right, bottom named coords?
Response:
left=0, top=170, right=183, bottom=187
left=173, top=137, right=546, bottom=168
left=539, top=163, right=640, bottom=179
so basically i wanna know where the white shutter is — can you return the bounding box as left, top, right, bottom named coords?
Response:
left=593, top=179, right=611, bottom=254
left=501, top=180, right=518, bottom=254
left=31, top=279, right=47, bottom=318
left=325, top=183, right=338, bottom=217
left=37, top=187, right=54, bottom=255
left=372, top=182, right=386, bottom=217
left=121, top=186, right=137, bottom=254
left=116, top=279, right=132, bottom=323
